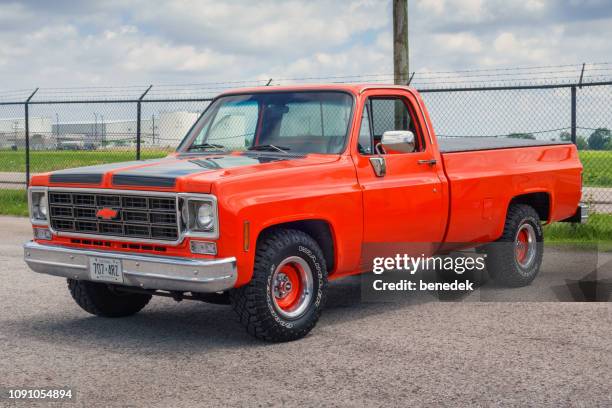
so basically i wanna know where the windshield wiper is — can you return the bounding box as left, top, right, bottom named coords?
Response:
left=247, top=144, right=291, bottom=154
left=188, top=143, right=226, bottom=151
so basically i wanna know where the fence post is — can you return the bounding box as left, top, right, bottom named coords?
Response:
left=570, top=85, right=577, bottom=144
left=24, top=88, right=39, bottom=186
left=136, top=85, right=153, bottom=160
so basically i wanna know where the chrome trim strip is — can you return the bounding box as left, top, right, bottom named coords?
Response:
left=24, top=241, right=237, bottom=293
left=26, top=258, right=88, bottom=270
left=28, top=186, right=49, bottom=226
left=358, top=86, right=435, bottom=148
left=47, top=186, right=178, bottom=197
left=178, top=193, right=219, bottom=240
left=124, top=270, right=233, bottom=284
left=579, top=203, right=589, bottom=224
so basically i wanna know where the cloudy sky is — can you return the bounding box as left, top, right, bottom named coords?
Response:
left=0, top=0, right=611, bottom=92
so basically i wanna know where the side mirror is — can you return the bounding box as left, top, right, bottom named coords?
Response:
left=381, top=130, right=415, bottom=153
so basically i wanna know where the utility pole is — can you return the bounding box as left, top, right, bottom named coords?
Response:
left=393, top=0, right=409, bottom=85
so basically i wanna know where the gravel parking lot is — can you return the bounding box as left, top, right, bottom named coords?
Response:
left=1, top=215, right=610, bottom=407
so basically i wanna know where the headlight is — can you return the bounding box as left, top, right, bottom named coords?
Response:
left=180, top=195, right=218, bottom=237
left=197, top=202, right=214, bottom=230
left=29, top=189, right=48, bottom=223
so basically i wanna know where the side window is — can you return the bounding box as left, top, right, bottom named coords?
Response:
left=358, top=104, right=373, bottom=154
left=370, top=97, right=422, bottom=153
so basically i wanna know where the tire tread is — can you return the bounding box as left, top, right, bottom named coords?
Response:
left=68, top=279, right=151, bottom=317
left=230, top=228, right=327, bottom=342
left=486, top=204, right=544, bottom=287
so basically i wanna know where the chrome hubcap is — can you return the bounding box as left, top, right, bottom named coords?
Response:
left=515, top=223, right=537, bottom=268
left=273, top=273, right=293, bottom=298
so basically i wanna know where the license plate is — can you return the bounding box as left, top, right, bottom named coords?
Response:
left=89, top=257, right=123, bottom=283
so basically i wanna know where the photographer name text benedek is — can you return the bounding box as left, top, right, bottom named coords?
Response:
left=373, top=279, right=475, bottom=291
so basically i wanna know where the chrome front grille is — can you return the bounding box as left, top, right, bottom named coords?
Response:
left=48, top=190, right=179, bottom=242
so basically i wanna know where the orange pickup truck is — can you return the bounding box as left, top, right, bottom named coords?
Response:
left=24, top=84, right=585, bottom=341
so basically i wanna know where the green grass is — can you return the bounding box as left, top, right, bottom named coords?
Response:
left=579, top=150, right=612, bottom=187
left=0, top=189, right=28, bottom=216
left=0, top=149, right=171, bottom=173
left=544, top=213, right=612, bottom=244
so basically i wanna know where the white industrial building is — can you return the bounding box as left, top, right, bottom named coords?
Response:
left=0, top=110, right=201, bottom=150
left=0, top=116, right=53, bottom=149
left=155, top=111, right=201, bottom=147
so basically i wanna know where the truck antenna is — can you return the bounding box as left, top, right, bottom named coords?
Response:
left=406, top=72, right=415, bottom=86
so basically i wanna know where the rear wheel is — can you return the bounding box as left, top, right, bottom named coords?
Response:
left=230, top=229, right=327, bottom=342
left=67, top=279, right=152, bottom=317
left=485, top=204, right=544, bottom=287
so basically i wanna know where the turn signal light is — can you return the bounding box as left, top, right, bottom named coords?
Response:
left=190, top=240, right=217, bottom=255
left=34, top=228, right=52, bottom=240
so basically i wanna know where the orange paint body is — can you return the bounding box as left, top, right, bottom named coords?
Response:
left=30, top=84, right=583, bottom=287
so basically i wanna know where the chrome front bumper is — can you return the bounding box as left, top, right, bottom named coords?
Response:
left=23, top=241, right=237, bottom=293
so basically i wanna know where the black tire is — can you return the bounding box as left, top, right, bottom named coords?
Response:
left=67, top=279, right=152, bottom=317
left=434, top=253, right=489, bottom=287
left=230, top=229, right=328, bottom=342
left=485, top=204, right=544, bottom=287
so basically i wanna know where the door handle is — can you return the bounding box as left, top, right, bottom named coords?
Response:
left=417, top=159, right=437, bottom=166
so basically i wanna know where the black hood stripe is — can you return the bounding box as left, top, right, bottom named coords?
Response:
left=47, top=154, right=304, bottom=188
left=112, top=174, right=176, bottom=188
left=49, top=173, right=104, bottom=184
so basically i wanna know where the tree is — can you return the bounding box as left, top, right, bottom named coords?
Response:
left=508, top=133, right=536, bottom=140
left=587, top=128, right=611, bottom=150
left=559, top=131, right=571, bottom=142
left=576, top=136, right=588, bottom=150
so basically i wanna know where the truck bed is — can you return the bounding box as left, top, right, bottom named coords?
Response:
left=438, top=137, right=570, bottom=153
left=438, top=141, right=581, bottom=244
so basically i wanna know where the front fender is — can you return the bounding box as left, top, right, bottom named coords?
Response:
left=212, top=156, right=362, bottom=287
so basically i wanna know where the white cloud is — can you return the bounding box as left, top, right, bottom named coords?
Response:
left=434, top=32, right=483, bottom=53
left=122, top=42, right=235, bottom=73
left=416, top=0, right=445, bottom=15
left=0, top=0, right=610, bottom=92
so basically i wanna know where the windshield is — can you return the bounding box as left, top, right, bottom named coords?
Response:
left=180, top=91, right=353, bottom=154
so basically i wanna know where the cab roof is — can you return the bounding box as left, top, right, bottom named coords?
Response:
left=218, top=83, right=415, bottom=97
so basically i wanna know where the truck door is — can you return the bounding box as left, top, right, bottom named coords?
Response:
left=353, top=90, right=446, bottom=260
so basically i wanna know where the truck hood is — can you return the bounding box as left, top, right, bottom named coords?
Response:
left=35, top=153, right=340, bottom=193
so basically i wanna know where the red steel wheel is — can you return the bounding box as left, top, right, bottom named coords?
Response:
left=271, top=256, right=314, bottom=319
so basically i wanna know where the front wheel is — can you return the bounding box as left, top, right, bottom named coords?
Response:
left=485, top=204, right=544, bottom=287
left=67, top=279, right=152, bottom=317
left=230, top=229, right=328, bottom=342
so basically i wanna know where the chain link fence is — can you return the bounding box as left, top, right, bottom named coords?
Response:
left=1, top=80, right=610, bottom=230
left=419, top=81, right=612, bottom=228
left=0, top=91, right=213, bottom=187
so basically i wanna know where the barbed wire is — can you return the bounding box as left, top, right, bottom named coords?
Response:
left=0, top=62, right=611, bottom=102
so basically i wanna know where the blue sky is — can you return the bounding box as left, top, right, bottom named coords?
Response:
left=0, top=0, right=611, bottom=92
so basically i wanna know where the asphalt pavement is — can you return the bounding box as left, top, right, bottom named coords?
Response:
left=1, top=216, right=610, bottom=407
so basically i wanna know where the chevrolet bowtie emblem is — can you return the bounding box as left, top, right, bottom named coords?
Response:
left=96, top=207, right=119, bottom=220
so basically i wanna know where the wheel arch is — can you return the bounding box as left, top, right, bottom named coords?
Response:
left=508, top=192, right=551, bottom=223
left=256, top=219, right=336, bottom=273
